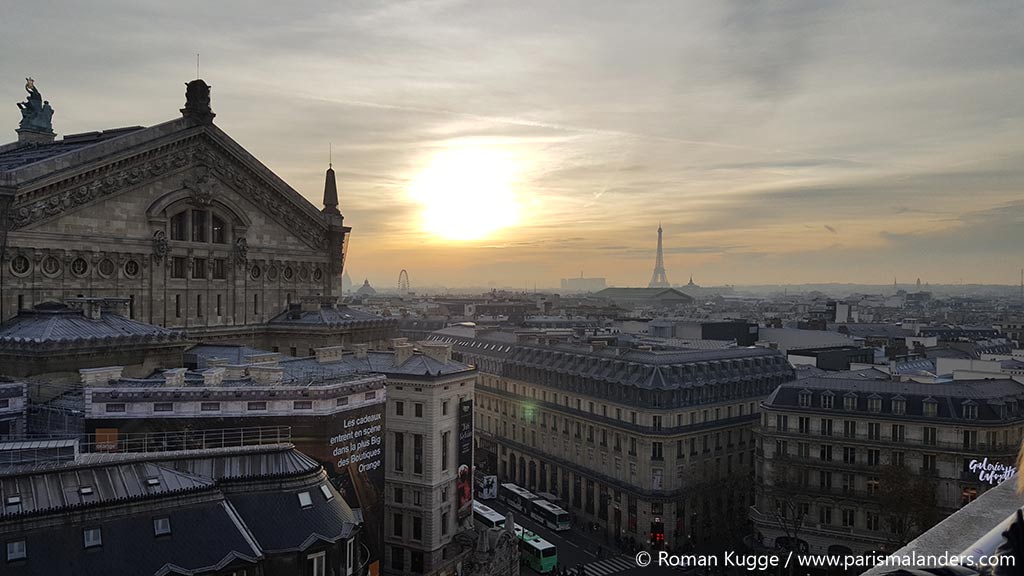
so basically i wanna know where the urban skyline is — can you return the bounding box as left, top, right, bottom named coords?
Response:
left=3, top=1, right=1023, bottom=287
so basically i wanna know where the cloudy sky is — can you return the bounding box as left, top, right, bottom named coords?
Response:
left=4, top=1, right=1024, bottom=289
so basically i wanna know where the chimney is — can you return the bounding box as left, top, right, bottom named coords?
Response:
left=504, top=512, right=515, bottom=534
left=394, top=343, right=414, bottom=366
left=637, top=345, right=653, bottom=352
left=202, top=367, right=225, bottom=386
left=418, top=341, right=452, bottom=364
left=352, top=344, right=369, bottom=359
left=163, top=368, right=187, bottom=387
left=300, top=296, right=321, bottom=312
left=322, top=163, right=341, bottom=215
left=79, top=366, right=124, bottom=386
left=591, top=341, right=608, bottom=352
left=390, top=337, right=410, bottom=349
left=224, top=364, right=248, bottom=380
left=316, top=345, right=346, bottom=364
left=249, top=365, right=284, bottom=384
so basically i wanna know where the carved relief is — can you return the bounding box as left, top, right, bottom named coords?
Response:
left=183, top=167, right=218, bottom=207
left=232, top=237, right=248, bottom=267
left=10, top=136, right=329, bottom=252
left=152, top=230, right=169, bottom=262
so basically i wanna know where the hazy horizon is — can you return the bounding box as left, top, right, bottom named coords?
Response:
left=4, top=1, right=1023, bottom=288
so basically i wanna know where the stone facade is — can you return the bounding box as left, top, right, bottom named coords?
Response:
left=383, top=339, right=478, bottom=576
left=0, top=80, right=360, bottom=348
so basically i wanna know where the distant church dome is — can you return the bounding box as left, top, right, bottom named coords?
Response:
left=355, top=279, right=377, bottom=297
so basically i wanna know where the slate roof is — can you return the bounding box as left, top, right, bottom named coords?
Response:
left=2, top=500, right=260, bottom=576
left=593, top=287, right=694, bottom=301
left=267, top=305, right=394, bottom=327
left=764, top=377, right=1024, bottom=422
left=0, top=304, right=186, bottom=350
left=228, top=484, right=357, bottom=552
left=187, top=344, right=473, bottom=378
left=0, top=444, right=354, bottom=576
left=0, top=127, right=145, bottom=172
left=0, top=461, right=213, bottom=519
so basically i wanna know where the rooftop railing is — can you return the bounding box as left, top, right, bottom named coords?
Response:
left=78, top=425, right=292, bottom=454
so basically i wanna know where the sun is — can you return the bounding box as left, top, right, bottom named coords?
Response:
left=409, top=148, right=522, bottom=241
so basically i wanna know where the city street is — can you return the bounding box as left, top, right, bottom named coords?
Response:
left=482, top=498, right=688, bottom=576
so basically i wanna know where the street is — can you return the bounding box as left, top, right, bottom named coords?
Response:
left=481, top=498, right=688, bottom=576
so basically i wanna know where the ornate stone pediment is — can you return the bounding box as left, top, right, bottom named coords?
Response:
left=183, top=167, right=219, bottom=207
left=9, top=133, right=329, bottom=251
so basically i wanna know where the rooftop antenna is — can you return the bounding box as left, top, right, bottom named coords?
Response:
left=329, top=142, right=333, bottom=168
left=196, top=51, right=200, bottom=78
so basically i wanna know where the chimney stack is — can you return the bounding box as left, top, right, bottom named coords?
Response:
left=352, top=344, right=369, bottom=359
left=316, top=345, right=346, bottom=364
left=249, top=365, right=284, bottom=385
left=418, top=341, right=452, bottom=364
left=163, top=368, right=187, bottom=387
left=202, top=367, right=225, bottom=386
left=79, top=366, right=124, bottom=386
left=394, top=343, right=414, bottom=366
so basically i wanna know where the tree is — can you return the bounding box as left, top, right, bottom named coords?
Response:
left=758, top=458, right=809, bottom=576
left=878, top=464, right=938, bottom=548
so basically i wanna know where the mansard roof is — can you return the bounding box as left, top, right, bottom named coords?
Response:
left=764, top=376, right=1024, bottom=422
left=0, top=302, right=187, bottom=350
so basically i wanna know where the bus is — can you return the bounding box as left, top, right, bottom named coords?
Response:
left=472, top=501, right=506, bottom=529
left=514, top=523, right=557, bottom=574
left=529, top=499, right=571, bottom=531
left=498, top=483, right=538, bottom=513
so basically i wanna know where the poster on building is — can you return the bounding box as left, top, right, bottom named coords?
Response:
left=457, top=398, right=474, bottom=519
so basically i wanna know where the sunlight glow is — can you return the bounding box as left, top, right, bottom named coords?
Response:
left=409, top=148, right=522, bottom=241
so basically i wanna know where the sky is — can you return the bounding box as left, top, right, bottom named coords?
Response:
left=3, top=1, right=1024, bottom=290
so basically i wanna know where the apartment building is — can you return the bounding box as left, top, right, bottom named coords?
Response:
left=430, top=328, right=795, bottom=551
left=383, top=341, right=478, bottom=576
left=753, top=377, right=1024, bottom=556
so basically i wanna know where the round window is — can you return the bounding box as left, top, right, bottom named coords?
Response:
left=98, top=258, right=115, bottom=277
left=250, top=265, right=262, bottom=280
left=267, top=266, right=279, bottom=281
left=312, top=268, right=323, bottom=282
left=283, top=266, right=294, bottom=281
left=10, top=255, right=30, bottom=276
left=71, top=258, right=89, bottom=277
left=41, top=256, right=61, bottom=276
left=124, top=259, right=140, bottom=278
left=299, top=267, right=310, bottom=282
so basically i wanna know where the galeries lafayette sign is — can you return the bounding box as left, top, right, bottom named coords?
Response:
left=969, top=458, right=1017, bottom=485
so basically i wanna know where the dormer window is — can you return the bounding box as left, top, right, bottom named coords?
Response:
left=868, top=395, right=882, bottom=413
left=843, top=393, right=857, bottom=411
left=963, top=402, right=978, bottom=420
left=821, top=392, right=834, bottom=409
left=892, top=396, right=906, bottom=416
left=923, top=397, right=938, bottom=418
left=798, top=390, right=812, bottom=408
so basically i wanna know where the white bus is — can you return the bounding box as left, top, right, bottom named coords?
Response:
left=472, top=501, right=506, bottom=529
left=529, top=499, right=571, bottom=531
left=514, top=523, right=557, bottom=573
left=498, top=483, right=538, bottom=513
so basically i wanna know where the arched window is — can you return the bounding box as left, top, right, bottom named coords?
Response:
left=167, top=209, right=231, bottom=245
left=170, top=212, right=187, bottom=241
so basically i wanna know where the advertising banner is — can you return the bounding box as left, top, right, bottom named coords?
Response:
left=457, top=398, right=474, bottom=518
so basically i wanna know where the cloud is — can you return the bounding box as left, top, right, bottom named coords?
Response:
left=3, top=0, right=1023, bottom=286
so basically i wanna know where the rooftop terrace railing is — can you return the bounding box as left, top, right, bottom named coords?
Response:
left=77, top=425, right=293, bottom=454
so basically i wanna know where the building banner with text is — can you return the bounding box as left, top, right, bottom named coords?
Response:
left=457, top=398, right=474, bottom=519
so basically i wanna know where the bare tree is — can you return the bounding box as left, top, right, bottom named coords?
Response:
left=878, top=464, right=938, bottom=548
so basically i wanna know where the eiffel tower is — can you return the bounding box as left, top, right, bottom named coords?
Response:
left=648, top=223, right=670, bottom=288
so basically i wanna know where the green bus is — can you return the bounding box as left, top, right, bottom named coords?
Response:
left=513, top=523, right=557, bottom=573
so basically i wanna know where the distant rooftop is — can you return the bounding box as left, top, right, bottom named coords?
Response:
left=0, top=126, right=145, bottom=172
left=0, top=299, right=186, bottom=350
